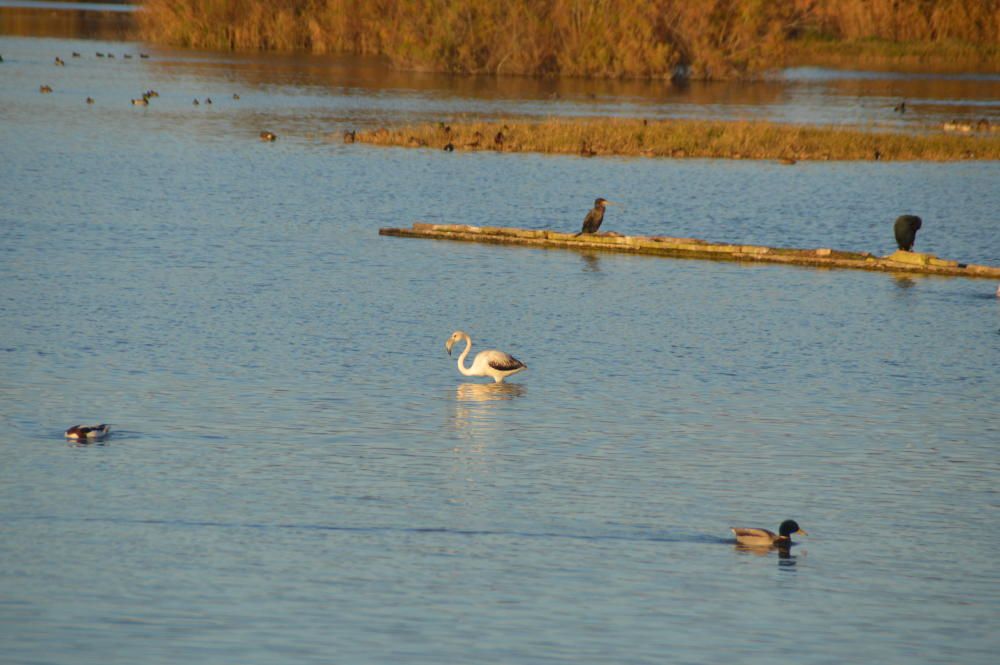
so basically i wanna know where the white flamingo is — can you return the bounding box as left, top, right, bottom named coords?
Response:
left=445, top=330, right=527, bottom=383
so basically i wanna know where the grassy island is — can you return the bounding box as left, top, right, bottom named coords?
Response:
left=355, top=118, right=1000, bottom=162
left=139, top=0, right=1000, bottom=80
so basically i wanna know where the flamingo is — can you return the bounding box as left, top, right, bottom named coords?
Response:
left=445, top=330, right=527, bottom=383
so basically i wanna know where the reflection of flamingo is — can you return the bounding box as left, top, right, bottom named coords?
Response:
left=445, top=331, right=527, bottom=383
left=456, top=382, right=526, bottom=402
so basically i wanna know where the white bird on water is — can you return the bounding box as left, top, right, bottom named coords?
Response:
left=445, top=330, right=527, bottom=383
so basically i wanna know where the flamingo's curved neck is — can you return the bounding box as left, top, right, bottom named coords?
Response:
left=456, top=334, right=475, bottom=376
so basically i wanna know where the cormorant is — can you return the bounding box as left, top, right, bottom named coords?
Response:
left=575, top=198, right=612, bottom=236
left=894, top=101, right=906, bottom=113
left=893, top=215, right=922, bottom=251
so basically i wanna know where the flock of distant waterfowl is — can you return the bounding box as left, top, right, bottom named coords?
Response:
left=893, top=98, right=997, bottom=134
left=18, top=50, right=280, bottom=140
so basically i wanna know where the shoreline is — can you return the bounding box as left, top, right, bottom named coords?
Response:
left=355, top=118, right=1000, bottom=162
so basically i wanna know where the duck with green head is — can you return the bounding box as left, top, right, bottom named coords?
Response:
left=732, top=520, right=807, bottom=547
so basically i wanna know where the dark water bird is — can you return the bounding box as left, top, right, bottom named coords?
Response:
left=445, top=330, right=527, bottom=384
left=894, top=214, right=922, bottom=251
left=107, top=53, right=114, bottom=59
left=443, top=142, right=455, bottom=152
left=72, top=52, right=81, bottom=58
left=39, top=84, right=52, bottom=93
left=64, top=424, right=111, bottom=441
left=140, top=53, right=150, bottom=58
left=86, top=97, right=94, bottom=104
left=131, top=97, right=149, bottom=106
left=123, top=53, right=132, bottom=59
left=145, top=90, right=159, bottom=98
left=1, top=55, right=4, bottom=63
left=260, top=130, right=277, bottom=142
left=343, top=130, right=356, bottom=143
left=494, top=130, right=505, bottom=149
left=465, top=131, right=482, bottom=149
left=193, top=98, right=199, bottom=105
left=574, top=197, right=614, bottom=236
left=205, top=97, right=212, bottom=104
left=232, top=93, right=240, bottom=100
left=54, top=56, right=65, bottom=66
left=873, top=149, right=882, bottom=161
left=579, top=140, right=597, bottom=157
left=96, top=52, right=104, bottom=57
left=732, top=520, right=807, bottom=547
left=894, top=100, right=906, bottom=113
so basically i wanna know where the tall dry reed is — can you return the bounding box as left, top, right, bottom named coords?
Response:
left=138, top=0, right=1000, bottom=78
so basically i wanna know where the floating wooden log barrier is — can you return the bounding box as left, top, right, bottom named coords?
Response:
left=379, top=223, right=1000, bottom=279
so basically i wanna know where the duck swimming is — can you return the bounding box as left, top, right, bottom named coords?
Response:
left=65, top=424, right=111, bottom=441
left=731, top=520, right=807, bottom=547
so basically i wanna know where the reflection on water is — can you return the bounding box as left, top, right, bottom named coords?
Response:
left=893, top=275, right=918, bottom=290
left=449, top=383, right=526, bottom=445
left=580, top=253, right=603, bottom=273
left=0, top=2, right=131, bottom=40
left=455, top=382, right=527, bottom=403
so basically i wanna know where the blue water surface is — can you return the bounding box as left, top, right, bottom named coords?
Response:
left=1, top=27, right=999, bottom=665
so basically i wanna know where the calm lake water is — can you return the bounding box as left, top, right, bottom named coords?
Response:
left=2, top=8, right=999, bottom=665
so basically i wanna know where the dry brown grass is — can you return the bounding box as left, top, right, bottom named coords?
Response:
left=356, top=118, right=1000, bottom=161
left=138, top=0, right=1000, bottom=78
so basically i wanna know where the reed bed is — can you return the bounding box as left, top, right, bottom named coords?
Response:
left=138, top=0, right=1000, bottom=79
left=355, top=118, right=1000, bottom=161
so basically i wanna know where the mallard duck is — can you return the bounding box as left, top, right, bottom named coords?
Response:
left=131, top=97, right=149, bottom=106
left=65, top=424, right=111, bottom=441
left=232, top=93, right=240, bottom=100
left=86, top=97, right=94, bottom=104
left=259, top=130, right=277, bottom=142
left=732, top=520, right=807, bottom=547
left=55, top=56, right=65, bottom=66
left=39, top=85, right=53, bottom=94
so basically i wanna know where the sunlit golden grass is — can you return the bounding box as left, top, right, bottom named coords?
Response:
left=356, top=118, right=1000, bottom=161
left=138, top=0, right=1000, bottom=79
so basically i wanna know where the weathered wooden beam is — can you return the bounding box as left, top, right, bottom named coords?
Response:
left=379, top=223, right=1000, bottom=279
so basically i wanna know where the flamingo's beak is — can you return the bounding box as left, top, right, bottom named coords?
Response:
left=445, top=339, right=454, bottom=355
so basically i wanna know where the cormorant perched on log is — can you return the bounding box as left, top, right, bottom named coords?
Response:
left=894, top=215, right=922, bottom=251
left=574, top=198, right=613, bottom=236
